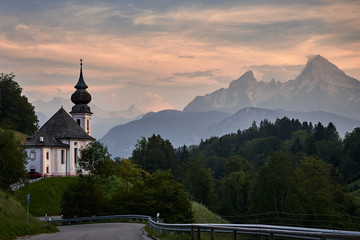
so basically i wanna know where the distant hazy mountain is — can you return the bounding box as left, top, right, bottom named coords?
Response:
left=184, top=55, right=360, bottom=120
left=208, top=107, right=282, bottom=136
left=100, top=110, right=231, bottom=158
left=100, top=106, right=360, bottom=158
left=209, top=107, right=360, bottom=138
left=32, top=97, right=143, bottom=139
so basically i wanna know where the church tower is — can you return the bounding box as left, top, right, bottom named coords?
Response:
left=70, top=59, right=92, bottom=135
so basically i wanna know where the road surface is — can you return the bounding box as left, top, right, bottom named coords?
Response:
left=22, top=223, right=154, bottom=240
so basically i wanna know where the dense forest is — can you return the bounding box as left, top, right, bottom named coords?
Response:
left=131, top=118, right=360, bottom=229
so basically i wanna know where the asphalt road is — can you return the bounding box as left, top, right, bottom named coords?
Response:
left=22, top=223, right=154, bottom=240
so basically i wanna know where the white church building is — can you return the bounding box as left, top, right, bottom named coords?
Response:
left=24, top=60, right=94, bottom=176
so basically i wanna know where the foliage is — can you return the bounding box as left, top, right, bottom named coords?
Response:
left=61, top=175, right=107, bottom=217
left=0, top=190, right=57, bottom=240
left=184, top=153, right=217, bottom=209
left=131, top=134, right=176, bottom=173
left=290, top=157, right=351, bottom=217
left=0, top=73, right=38, bottom=135
left=341, top=128, right=360, bottom=182
left=77, top=140, right=112, bottom=175
left=249, top=152, right=295, bottom=213
left=219, top=156, right=254, bottom=215
left=0, top=129, right=28, bottom=191
left=63, top=141, right=194, bottom=223
left=143, top=170, right=194, bottom=223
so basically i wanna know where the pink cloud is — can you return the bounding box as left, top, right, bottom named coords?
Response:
left=135, top=92, right=174, bottom=113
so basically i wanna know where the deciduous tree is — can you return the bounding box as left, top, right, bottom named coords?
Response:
left=0, top=130, right=28, bottom=191
left=0, top=73, right=38, bottom=135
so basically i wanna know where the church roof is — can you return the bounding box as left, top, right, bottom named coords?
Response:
left=24, top=107, right=94, bottom=147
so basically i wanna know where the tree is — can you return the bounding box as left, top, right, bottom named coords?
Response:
left=184, top=153, right=218, bottom=209
left=220, top=156, right=254, bottom=215
left=289, top=156, right=351, bottom=227
left=249, top=151, right=295, bottom=213
left=61, top=175, right=107, bottom=217
left=0, top=73, right=38, bottom=135
left=77, top=140, right=112, bottom=175
left=131, top=134, right=175, bottom=173
left=0, top=130, right=28, bottom=191
left=292, top=156, right=347, bottom=214
left=144, top=170, right=194, bottom=223
left=117, top=158, right=146, bottom=192
left=340, top=128, right=360, bottom=182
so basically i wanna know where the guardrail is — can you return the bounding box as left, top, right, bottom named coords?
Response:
left=43, top=214, right=360, bottom=240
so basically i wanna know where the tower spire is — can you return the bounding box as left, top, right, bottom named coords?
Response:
left=75, top=58, right=88, bottom=89
left=70, top=59, right=92, bottom=135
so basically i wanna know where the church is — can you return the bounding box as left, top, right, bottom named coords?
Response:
left=24, top=60, right=95, bottom=176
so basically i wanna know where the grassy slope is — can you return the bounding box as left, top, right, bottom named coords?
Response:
left=14, top=177, right=77, bottom=216
left=191, top=202, right=228, bottom=224
left=0, top=190, right=57, bottom=240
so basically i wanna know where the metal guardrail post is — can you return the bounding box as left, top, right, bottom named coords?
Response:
left=211, top=228, right=215, bottom=240
left=191, top=226, right=195, bottom=240
left=269, top=232, right=274, bottom=240
left=233, top=230, right=238, bottom=240
left=197, top=227, right=201, bottom=240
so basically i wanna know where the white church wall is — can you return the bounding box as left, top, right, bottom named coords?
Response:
left=26, top=148, right=41, bottom=172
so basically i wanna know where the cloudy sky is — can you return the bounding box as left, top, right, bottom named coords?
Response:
left=1, top=0, right=359, bottom=113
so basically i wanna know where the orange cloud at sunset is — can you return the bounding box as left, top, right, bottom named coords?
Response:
left=0, top=0, right=359, bottom=112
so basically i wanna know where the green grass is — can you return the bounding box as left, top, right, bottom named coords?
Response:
left=0, top=190, right=57, bottom=240
left=347, top=179, right=360, bottom=192
left=14, top=177, right=78, bottom=216
left=191, top=202, right=228, bottom=224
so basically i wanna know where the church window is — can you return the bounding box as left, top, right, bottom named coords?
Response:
left=46, top=151, right=49, bottom=160
left=74, top=148, right=78, bottom=164
left=61, top=150, right=65, bottom=164
left=87, top=119, right=89, bottom=133
left=77, top=119, right=81, bottom=126
left=30, top=150, right=36, bottom=161
left=46, top=166, right=49, bottom=174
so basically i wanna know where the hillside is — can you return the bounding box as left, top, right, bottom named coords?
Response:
left=0, top=190, right=57, bottom=240
left=192, top=202, right=228, bottom=224
left=14, top=177, right=78, bottom=216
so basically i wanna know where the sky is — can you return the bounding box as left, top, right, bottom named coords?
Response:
left=1, top=0, right=360, bottom=113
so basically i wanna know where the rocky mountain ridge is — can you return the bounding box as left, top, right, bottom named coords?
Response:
left=184, top=55, right=360, bottom=119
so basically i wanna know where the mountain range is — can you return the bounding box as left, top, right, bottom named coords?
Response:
left=184, top=55, right=360, bottom=120
left=100, top=55, right=360, bottom=157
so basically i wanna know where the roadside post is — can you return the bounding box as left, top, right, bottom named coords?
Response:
left=26, top=193, right=31, bottom=224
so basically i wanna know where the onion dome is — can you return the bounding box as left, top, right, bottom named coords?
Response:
left=70, top=59, right=92, bottom=114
